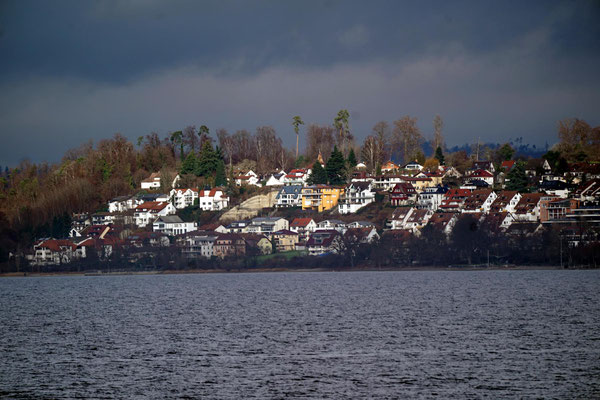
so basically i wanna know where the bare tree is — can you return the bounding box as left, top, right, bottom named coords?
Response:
left=216, top=128, right=234, bottom=168
left=183, top=125, right=198, bottom=154
left=231, top=129, right=255, bottom=163
left=361, top=135, right=379, bottom=173
left=372, top=121, right=390, bottom=164
left=392, top=116, right=423, bottom=164
left=305, top=124, right=336, bottom=163
left=254, top=126, right=282, bottom=174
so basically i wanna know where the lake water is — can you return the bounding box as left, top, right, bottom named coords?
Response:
left=1, top=270, right=599, bottom=399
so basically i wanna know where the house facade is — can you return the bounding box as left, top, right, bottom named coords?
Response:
left=170, top=188, right=199, bottom=209
left=289, top=218, right=317, bottom=242
left=198, top=188, right=229, bottom=211
left=153, top=216, right=197, bottom=236
left=338, top=181, right=375, bottom=214
left=134, top=201, right=176, bottom=227
left=301, top=185, right=344, bottom=212
left=275, top=185, right=303, bottom=208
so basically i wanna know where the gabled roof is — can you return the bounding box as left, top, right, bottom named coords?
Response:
left=199, top=222, right=225, bottom=231
left=199, top=188, right=224, bottom=197
left=172, top=188, right=199, bottom=194
left=427, top=212, right=456, bottom=229
left=278, top=185, right=302, bottom=195
left=391, top=182, right=416, bottom=194
left=463, top=189, right=494, bottom=211
left=272, top=229, right=298, bottom=236
left=306, top=230, right=340, bottom=247
left=490, top=191, right=519, bottom=212
left=405, top=209, right=430, bottom=224
left=154, top=215, right=185, bottom=224
left=514, top=193, right=544, bottom=214
left=501, top=160, right=516, bottom=170
left=391, top=207, right=412, bottom=220
left=347, top=181, right=372, bottom=191
left=290, top=217, right=314, bottom=228
left=141, top=172, right=161, bottom=183
left=36, top=239, right=76, bottom=252
left=468, top=169, right=494, bottom=178
left=135, top=201, right=169, bottom=212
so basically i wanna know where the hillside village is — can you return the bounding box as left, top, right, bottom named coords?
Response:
left=25, top=155, right=600, bottom=270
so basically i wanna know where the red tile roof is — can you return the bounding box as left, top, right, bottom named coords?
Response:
left=290, top=217, right=314, bottom=228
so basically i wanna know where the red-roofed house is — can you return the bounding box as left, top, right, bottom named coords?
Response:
left=283, top=168, right=311, bottom=186
left=439, top=189, right=472, bottom=211
left=513, top=193, right=545, bottom=222
left=198, top=188, right=229, bottom=210
left=501, top=160, right=516, bottom=171
left=306, top=230, right=342, bottom=256
left=427, top=212, right=458, bottom=236
left=390, top=183, right=417, bottom=206
left=290, top=218, right=317, bottom=242
left=466, top=169, right=494, bottom=186
left=490, top=191, right=522, bottom=213
left=29, top=239, right=77, bottom=266
left=134, top=201, right=176, bottom=227
left=462, top=190, right=497, bottom=213
left=381, top=161, right=399, bottom=173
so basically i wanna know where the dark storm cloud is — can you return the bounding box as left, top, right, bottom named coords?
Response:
left=0, top=0, right=599, bottom=165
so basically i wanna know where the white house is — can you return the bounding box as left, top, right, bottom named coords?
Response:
left=198, top=188, right=229, bottom=211
left=141, top=172, right=180, bottom=190
left=177, top=231, right=218, bottom=259
left=153, top=215, right=197, bottom=236
left=134, top=201, right=176, bottom=227
left=338, top=181, right=375, bottom=214
left=344, top=227, right=380, bottom=244
left=466, top=169, right=494, bottom=186
left=235, top=170, right=261, bottom=186
left=289, top=218, right=317, bottom=242
left=246, top=217, right=289, bottom=235
left=417, top=185, right=449, bottom=211
left=283, top=169, right=311, bottom=186
left=28, top=239, right=77, bottom=266
left=316, top=219, right=347, bottom=233
left=108, top=195, right=136, bottom=213
left=170, top=188, right=199, bottom=209
left=275, top=185, right=302, bottom=208
left=265, top=170, right=286, bottom=187
left=306, top=230, right=342, bottom=256
left=403, top=161, right=423, bottom=171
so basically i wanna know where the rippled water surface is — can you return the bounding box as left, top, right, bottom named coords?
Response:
left=1, top=270, right=599, bottom=399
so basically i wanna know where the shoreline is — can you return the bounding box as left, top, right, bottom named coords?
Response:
left=0, top=264, right=584, bottom=278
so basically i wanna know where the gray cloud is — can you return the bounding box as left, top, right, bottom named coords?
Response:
left=0, top=0, right=598, bottom=165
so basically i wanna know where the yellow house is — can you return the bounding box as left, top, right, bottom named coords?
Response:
left=301, top=185, right=345, bottom=212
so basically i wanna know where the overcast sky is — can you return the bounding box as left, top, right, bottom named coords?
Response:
left=1, top=0, right=599, bottom=166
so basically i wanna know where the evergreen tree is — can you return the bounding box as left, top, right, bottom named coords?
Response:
left=307, top=161, right=328, bottom=185
left=506, top=161, right=528, bottom=192
left=196, top=141, right=220, bottom=177
left=215, top=160, right=227, bottom=187
left=326, top=145, right=346, bottom=185
left=434, top=146, right=445, bottom=165
left=180, top=152, right=197, bottom=175
left=347, top=148, right=357, bottom=168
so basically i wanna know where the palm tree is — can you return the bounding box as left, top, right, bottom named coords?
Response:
left=334, top=109, right=350, bottom=156
left=292, top=116, right=304, bottom=160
